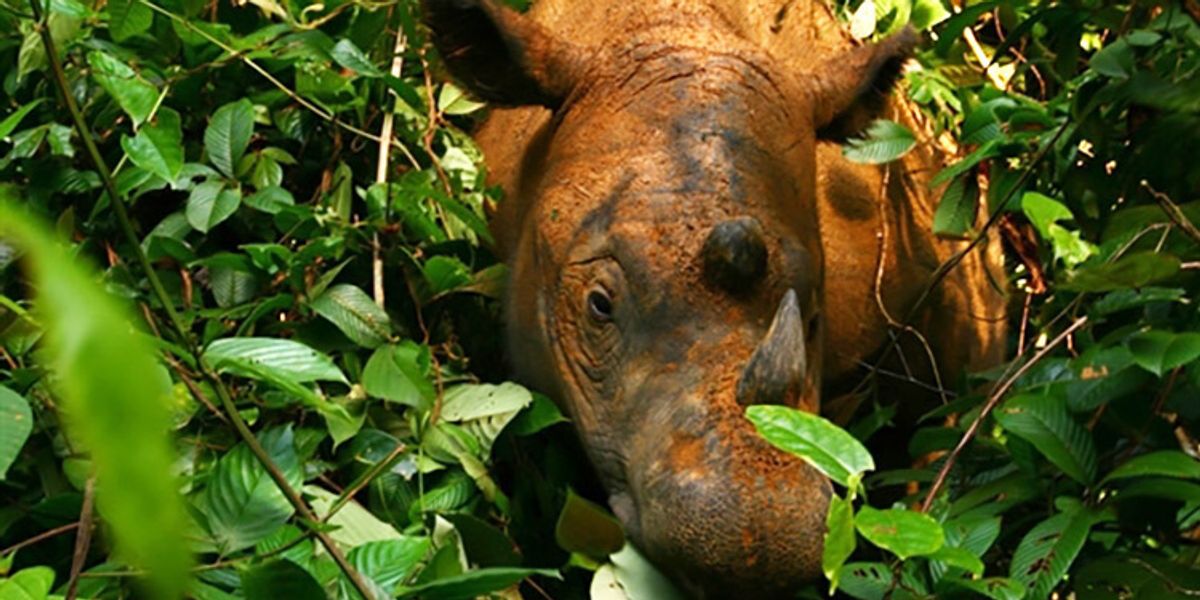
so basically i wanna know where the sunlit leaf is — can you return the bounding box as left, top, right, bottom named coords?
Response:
left=205, top=99, right=255, bottom=178
left=310, top=283, right=392, bottom=348
left=823, top=494, right=856, bottom=590
left=746, top=405, right=875, bottom=488
left=121, top=107, right=184, bottom=182
left=854, top=506, right=944, bottom=559
left=842, top=119, right=916, bottom=164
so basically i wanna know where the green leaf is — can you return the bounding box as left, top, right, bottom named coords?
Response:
left=186, top=181, right=241, bottom=233
left=0, top=385, right=32, bottom=480
left=1116, top=478, right=1200, bottom=503
left=0, top=100, right=44, bottom=140
left=508, top=393, right=567, bottom=436
left=1126, top=330, right=1200, bottom=377
left=203, top=337, right=347, bottom=385
left=927, top=545, right=984, bottom=575
left=310, top=284, right=392, bottom=348
left=442, top=382, right=535, bottom=454
left=203, top=426, right=301, bottom=553
left=396, top=567, right=559, bottom=599
left=331, top=39, right=385, bottom=77
left=438, top=83, right=486, bottom=115
left=1021, top=192, right=1096, bottom=267
left=1090, top=38, right=1134, bottom=79
left=823, top=494, right=856, bottom=590
left=120, top=107, right=184, bottom=182
left=362, top=343, right=434, bottom=409
left=423, top=255, right=473, bottom=297
left=107, top=0, right=152, bottom=41
left=932, top=172, right=980, bottom=239
left=241, top=559, right=325, bottom=600
left=0, top=566, right=55, bottom=600
left=0, top=204, right=191, bottom=598
left=1009, top=507, right=1098, bottom=598
left=837, top=562, right=892, bottom=600
left=1104, top=450, right=1200, bottom=483
left=88, top=51, right=159, bottom=126
left=308, top=485, right=405, bottom=547
left=995, top=390, right=1097, bottom=484
left=746, top=405, right=875, bottom=488
left=555, top=488, right=625, bottom=558
left=348, top=538, right=432, bottom=595
left=608, top=544, right=687, bottom=600
left=1064, top=251, right=1181, bottom=292
left=842, top=119, right=916, bottom=164
left=854, top=506, right=944, bottom=559
left=243, top=186, right=295, bottom=214
left=950, top=577, right=1025, bottom=600
left=205, top=99, right=255, bottom=178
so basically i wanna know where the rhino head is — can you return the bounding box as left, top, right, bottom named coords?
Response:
left=424, top=1, right=914, bottom=595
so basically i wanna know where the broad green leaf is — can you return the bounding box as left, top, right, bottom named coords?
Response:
left=424, top=255, right=473, bottom=297
left=823, top=494, right=856, bottom=590
left=996, top=391, right=1097, bottom=484
left=1126, top=330, right=1200, bottom=377
left=205, top=99, right=255, bottom=178
left=1064, top=251, right=1181, bottom=292
left=88, top=51, right=158, bottom=126
left=348, top=538, right=432, bottom=595
left=932, top=172, right=980, bottom=238
left=0, top=100, right=43, bottom=140
left=121, top=107, right=184, bottom=182
left=927, top=545, right=984, bottom=575
left=308, top=485, right=404, bottom=547
left=746, top=405, right=875, bottom=488
left=608, top=544, right=687, bottom=600
left=107, top=0, right=152, bottom=41
left=837, top=562, right=892, bottom=600
left=0, top=566, right=54, bottom=600
left=396, top=567, right=560, bottom=599
left=950, top=577, right=1025, bottom=600
left=186, top=181, right=241, bottom=233
left=854, top=506, right=944, bottom=559
left=1103, top=450, right=1200, bottom=483
left=241, top=559, right=325, bottom=600
left=508, top=393, right=568, bottom=436
left=331, top=39, right=384, bottom=77
left=0, top=385, right=32, bottom=480
left=555, top=488, right=625, bottom=558
left=442, top=383, right=534, bottom=454
left=1022, top=192, right=1096, bottom=267
left=243, top=186, right=294, bottom=214
left=1090, top=38, right=1134, bottom=78
left=203, top=426, right=301, bottom=553
left=204, top=337, right=347, bottom=385
left=1074, top=554, right=1200, bottom=600
left=438, top=83, right=486, bottom=115
left=842, top=119, right=916, bottom=164
left=0, top=204, right=191, bottom=598
left=310, top=283, right=392, bottom=348
left=1116, top=478, right=1200, bottom=502
left=1009, top=507, right=1098, bottom=598
left=362, top=343, right=434, bottom=409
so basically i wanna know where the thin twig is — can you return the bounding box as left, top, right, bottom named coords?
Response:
left=920, top=316, right=1089, bottom=512
left=30, top=2, right=375, bottom=596
left=0, top=523, right=79, bottom=556
left=65, top=476, right=96, bottom=600
left=1142, top=180, right=1200, bottom=244
left=372, top=24, right=408, bottom=309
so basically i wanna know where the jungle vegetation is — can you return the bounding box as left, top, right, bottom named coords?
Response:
left=0, top=0, right=1198, bottom=598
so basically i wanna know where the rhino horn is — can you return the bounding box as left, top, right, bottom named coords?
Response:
left=737, top=289, right=807, bottom=406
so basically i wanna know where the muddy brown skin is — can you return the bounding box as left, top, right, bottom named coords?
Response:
left=423, top=1, right=1006, bottom=596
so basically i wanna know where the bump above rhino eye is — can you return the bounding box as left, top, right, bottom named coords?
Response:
left=587, top=288, right=614, bottom=322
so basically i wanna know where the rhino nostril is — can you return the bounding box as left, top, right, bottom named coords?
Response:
left=701, top=216, right=768, bottom=293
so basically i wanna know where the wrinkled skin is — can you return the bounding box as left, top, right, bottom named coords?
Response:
left=423, top=1, right=1006, bottom=596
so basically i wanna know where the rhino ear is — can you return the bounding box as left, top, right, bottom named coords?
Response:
left=422, top=0, right=583, bottom=109
left=811, top=28, right=917, bottom=140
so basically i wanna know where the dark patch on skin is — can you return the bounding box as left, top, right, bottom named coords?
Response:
left=577, top=172, right=635, bottom=237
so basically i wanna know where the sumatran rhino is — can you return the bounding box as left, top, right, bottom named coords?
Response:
left=424, top=0, right=1006, bottom=596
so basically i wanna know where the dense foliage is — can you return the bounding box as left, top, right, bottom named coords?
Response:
left=0, top=0, right=1197, bottom=598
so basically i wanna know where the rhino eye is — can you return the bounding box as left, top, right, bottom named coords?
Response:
left=587, top=288, right=614, bottom=323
